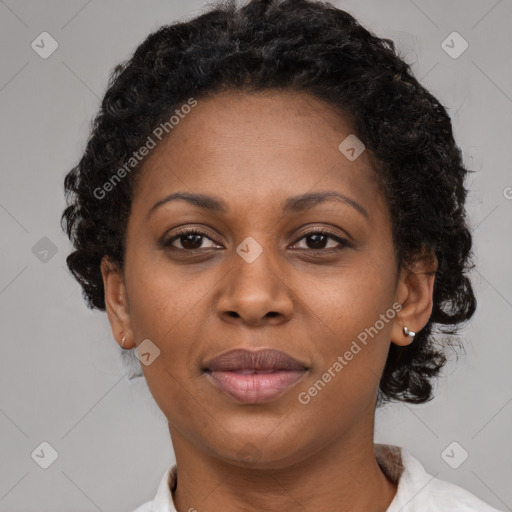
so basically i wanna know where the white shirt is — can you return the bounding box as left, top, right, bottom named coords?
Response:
left=132, top=444, right=503, bottom=511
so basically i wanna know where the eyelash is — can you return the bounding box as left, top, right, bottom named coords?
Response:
left=162, top=227, right=351, bottom=255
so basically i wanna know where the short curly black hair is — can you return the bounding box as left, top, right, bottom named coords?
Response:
left=61, top=0, right=476, bottom=405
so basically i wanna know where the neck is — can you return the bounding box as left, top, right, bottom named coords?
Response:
left=169, top=423, right=397, bottom=512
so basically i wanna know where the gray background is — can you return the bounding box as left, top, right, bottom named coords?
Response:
left=1, top=0, right=511, bottom=510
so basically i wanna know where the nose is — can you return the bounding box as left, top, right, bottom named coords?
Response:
left=216, top=245, right=294, bottom=327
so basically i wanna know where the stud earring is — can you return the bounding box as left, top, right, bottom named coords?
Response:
left=403, top=326, right=416, bottom=339
left=121, top=336, right=126, bottom=347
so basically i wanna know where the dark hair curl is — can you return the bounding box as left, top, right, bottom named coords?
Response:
left=61, top=0, right=476, bottom=405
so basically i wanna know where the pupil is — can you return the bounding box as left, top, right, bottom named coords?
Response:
left=182, top=234, right=202, bottom=249
left=179, top=234, right=329, bottom=250
left=308, top=233, right=326, bottom=249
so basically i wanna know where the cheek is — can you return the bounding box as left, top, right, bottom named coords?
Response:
left=301, top=251, right=397, bottom=338
left=124, top=255, right=207, bottom=390
left=294, top=279, right=395, bottom=423
left=126, top=249, right=209, bottom=341
left=297, top=252, right=397, bottom=398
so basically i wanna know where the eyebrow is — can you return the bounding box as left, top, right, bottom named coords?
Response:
left=145, top=190, right=369, bottom=221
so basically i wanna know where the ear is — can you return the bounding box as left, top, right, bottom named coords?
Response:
left=100, top=256, right=135, bottom=350
left=391, top=249, right=438, bottom=347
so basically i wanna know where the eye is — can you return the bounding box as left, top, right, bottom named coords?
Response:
left=291, top=228, right=350, bottom=253
left=162, top=228, right=222, bottom=251
left=162, top=227, right=350, bottom=254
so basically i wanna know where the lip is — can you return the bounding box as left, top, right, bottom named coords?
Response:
left=203, top=348, right=308, bottom=404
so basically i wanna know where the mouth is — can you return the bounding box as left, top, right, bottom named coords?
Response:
left=203, top=348, right=308, bottom=404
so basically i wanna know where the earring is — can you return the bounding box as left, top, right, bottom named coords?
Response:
left=121, top=336, right=126, bottom=347
left=403, top=326, right=416, bottom=339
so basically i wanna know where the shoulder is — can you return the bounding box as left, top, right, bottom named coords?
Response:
left=129, top=463, right=177, bottom=512
left=131, top=501, right=153, bottom=512
left=420, top=475, right=503, bottom=511
left=380, top=444, right=504, bottom=512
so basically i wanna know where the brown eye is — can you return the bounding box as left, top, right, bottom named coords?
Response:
left=163, top=229, right=221, bottom=251
left=292, top=229, right=350, bottom=253
left=162, top=227, right=349, bottom=254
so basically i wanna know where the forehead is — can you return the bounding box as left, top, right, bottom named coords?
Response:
left=131, top=90, right=383, bottom=218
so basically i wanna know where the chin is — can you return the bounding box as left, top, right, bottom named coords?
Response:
left=208, top=429, right=317, bottom=471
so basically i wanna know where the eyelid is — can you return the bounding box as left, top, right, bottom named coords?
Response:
left=290, top=227, right=351, bottom=250
left=293, top=225, right=348, bottom=241
left=162, top=226, right=222, bottom=249
left=162, top=225, right=351, bottom=252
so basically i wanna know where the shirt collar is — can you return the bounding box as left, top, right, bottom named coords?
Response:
left=149, top=464, right=177, bottom=512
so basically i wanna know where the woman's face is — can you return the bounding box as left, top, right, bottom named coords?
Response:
left=102, top=91, right=428, bottom=468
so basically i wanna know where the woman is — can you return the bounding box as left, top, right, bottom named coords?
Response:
left=61, top=0, right=503, bottom=510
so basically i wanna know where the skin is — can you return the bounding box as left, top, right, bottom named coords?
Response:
left=101, top=90, right=437, bottom=512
